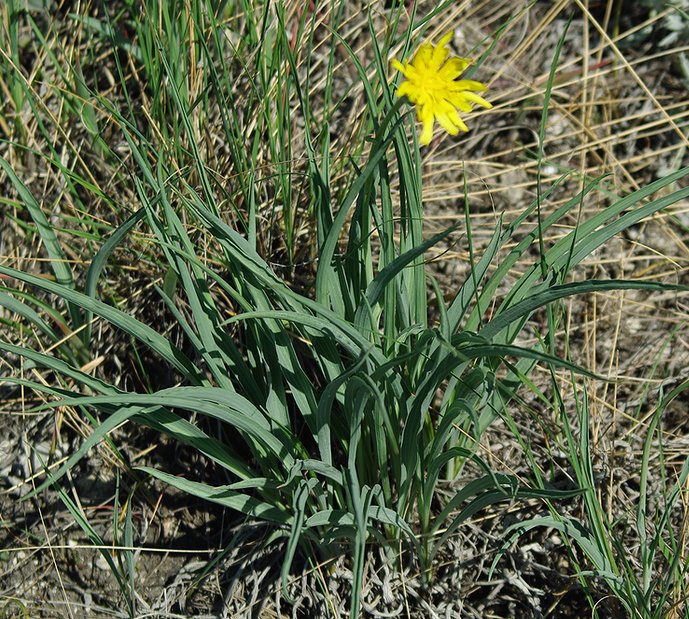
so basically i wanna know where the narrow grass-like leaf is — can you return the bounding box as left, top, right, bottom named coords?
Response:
left=480, top=279, right=687, bottom=340
left=83, top=207, right=147, bottom=344
left=0, top=290, right=62, bottom=345
left=0, top=155, right=79, bottom=328
left=315, top=115, right=406, bottom=314
left=138, top=467, right=289, bottom=524
left=0, top=264, right=202, bottom=380
left=490, top=171, right=689, bottom=341
left=281, top=477, right=317, bottom=603
left=491, top=516, right=623, bottom=591
left=5, top=375, right=255, bottom=499
left=354, top=223, right=459, bottom=330
left=32, top=389, right=294, bottom=468
left=44, top=460, right=132, bottom=612
left=638, top=378, right=689, bottom=596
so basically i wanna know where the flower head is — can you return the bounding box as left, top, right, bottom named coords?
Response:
left=392, top=32, right=492, bottom=146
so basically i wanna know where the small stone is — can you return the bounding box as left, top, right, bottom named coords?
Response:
left=95, top=554, right=110, bottom=571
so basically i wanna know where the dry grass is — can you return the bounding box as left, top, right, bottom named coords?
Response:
left=1, top=0, right=688, bottom=617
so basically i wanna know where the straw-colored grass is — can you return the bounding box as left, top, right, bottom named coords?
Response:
left=1, top=1, right=688, bottom=617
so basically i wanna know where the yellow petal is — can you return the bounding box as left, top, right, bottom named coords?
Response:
left=417, top=104, right=435, bottom=145
left=416, top=100, right=432, bottom=123
left=452, top=110, right=469, bottom=132
left=393, top=31, right=491, bottom=142
left=412, top=43, right=434, bottom=70
left=419, top=115, right=435, bottom=145
left=461, top=91, right=493, bottom=109
left=396, top=81, right=421, bottom=104
left=439, top=57, right=471, bottom=80
left=391, top=59, right=405, bottom=72
left=438, top=31, right=454, bottom=49
left=436, top=112, right=460, bottom=136
left=425, top=32, right=454, bottom=71
left=452, top=79, right=488, bottom=92
left=437, top=102, right=469, bottom=134
left=448, top=93, right=474, bottom=113
left=429, top=42, right=450, bottom=71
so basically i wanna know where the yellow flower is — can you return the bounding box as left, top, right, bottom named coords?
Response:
left=392, top=32, right=492, bottom=146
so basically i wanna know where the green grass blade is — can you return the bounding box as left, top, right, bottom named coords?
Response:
left=0, top=154, right=79, bottom=329
left=138, top=467, right=290, bottom=524
left=0, top=263, right=202, bottom=380
left=83, top=207, right=147, bottom=345
left=480, top=279, right=687, bottom=340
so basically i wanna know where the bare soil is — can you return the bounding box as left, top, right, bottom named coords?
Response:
left=2, top=1, right=688, bottom=617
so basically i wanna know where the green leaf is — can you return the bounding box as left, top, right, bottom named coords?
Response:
left=138, top=467, right=290, bottom=524
left=0, top=154, right=79, bottom=329
left=0, top=263, right=202, bottom=380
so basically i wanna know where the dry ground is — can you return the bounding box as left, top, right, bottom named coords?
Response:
left=1, top=0, right=688, bottom=617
